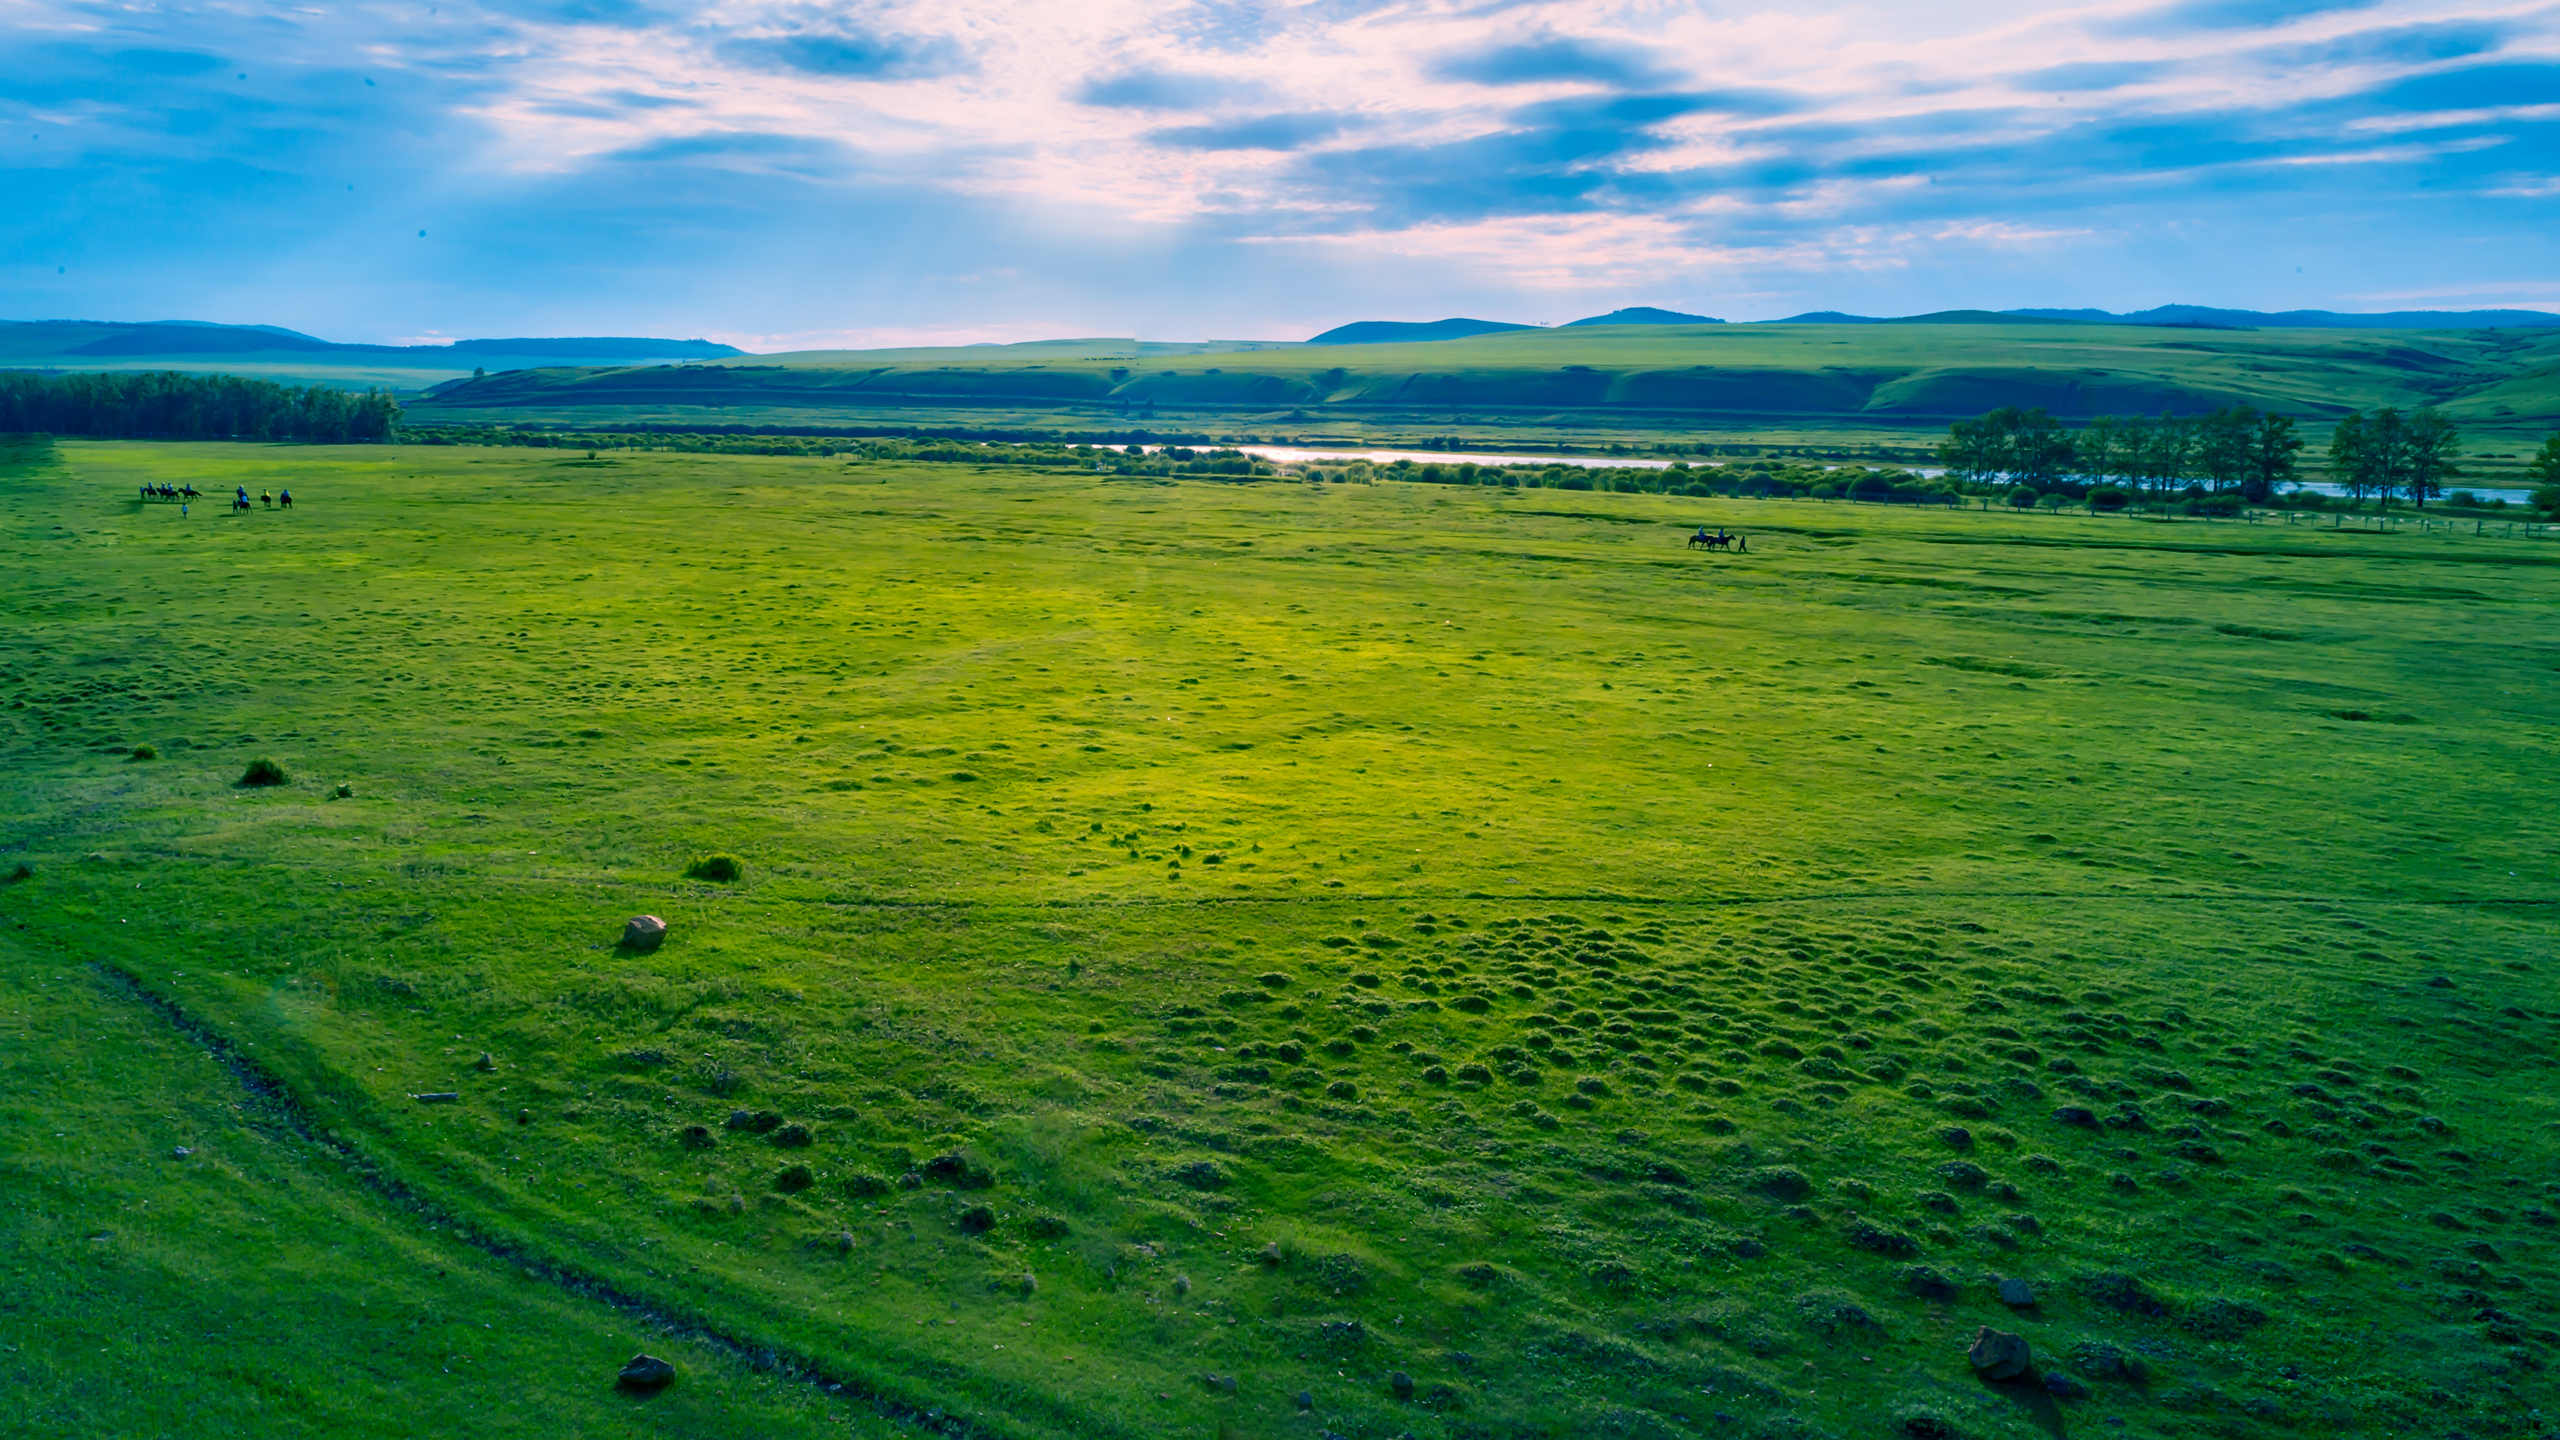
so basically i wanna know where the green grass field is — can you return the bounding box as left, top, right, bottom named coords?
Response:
left=5, top=439, right=2557, bottom=1439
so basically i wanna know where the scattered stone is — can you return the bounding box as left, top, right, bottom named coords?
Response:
left=2043, top=1371, right=2089, bottom=1400
left=2182, top=1297, right=2268, bottom=1339
left=1998, top=1278, right=2036, bottom=1308
left=1173, top=1274, right=1192, bottom=1296
left=2078, top=1272, right=2169, bottom=1317
left=679, top=1124, right=714, bottom=1149
left=171, top=1146, right=193, bottom=1159
left=897, top=1171, right=923, bottom=1190
left=411, top=1092, right=459, bottom=1104
left=1018, top=1272, right=1038, bottom=1295
left=621, top=914, right=667, bottom=952
left=834, top=1232, right=855, bottom=1255
left=1261, top=1241, right=1285, bottom=1266
left=1967, top=1326, right=2032, bottom=1380
left=771, top=1124, right=813, bottom=1148
left=1295, top=1390, right=1314, bottom=1410
left=2069, top=1340, right=2141, bottom=1381
left=2053, top=1106, right=2099, bottom=1127
left=955, top=1205, right=995, bottom=1234
left=1903, top=1265, right=1957, bottom=1301
left=1847, top=1220, right=1921, bottom=1257
left=617, top=1354, right=676, bottom=1390
left=516, top=1109, right=531, bottom=1126
left=727, top=1110, right=782, bottom=1135
left=1202, top=1372, right=1237, bottom=1393
left=1389, top=1370, right=1415, bottom=1400
left=473, top=1052, right=496, bottom=1072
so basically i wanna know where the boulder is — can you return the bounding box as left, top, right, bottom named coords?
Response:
left=1967, top=1326, right=2032, bottom=1380
left=617, top=1353, right=676, bottom=1389
left=1389, top=1370, right=1415, bottom=1400
left=1998, top=1277, right=2036, bottom=1308
left=621, top=915, right=667, bottom=952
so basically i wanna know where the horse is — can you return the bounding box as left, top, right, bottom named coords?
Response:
left=278, top=490, right=292, bottom=510
left=232, top=495, right=253, bottom=513
left=1688, top=530, right=1747, bottom=552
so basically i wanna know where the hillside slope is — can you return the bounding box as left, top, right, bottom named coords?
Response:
left=408, top=322, right=2560, bottom=434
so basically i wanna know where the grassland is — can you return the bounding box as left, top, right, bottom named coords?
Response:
left=408, top=322, right=2560, bottom=466
left=4, top=439, right=2557, bottom=1439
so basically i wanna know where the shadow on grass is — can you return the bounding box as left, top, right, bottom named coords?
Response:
left=1982, top=1369, right=2067, bottom=1438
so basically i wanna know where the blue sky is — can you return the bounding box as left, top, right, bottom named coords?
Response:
left=3, top=0, right=2555, bottom=347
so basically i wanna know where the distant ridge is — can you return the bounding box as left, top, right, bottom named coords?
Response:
left=1772, top=309, right=2081, bottom=326
left=1564, top=307, right=1724, bottom=327
left=2003, top=305, right=2560, bottom=330
left=5, top=319, right=747, bottom=361
left=1766, top=306, right=2560, bottom=329
left=1303, top=318, right=1533, bottom=345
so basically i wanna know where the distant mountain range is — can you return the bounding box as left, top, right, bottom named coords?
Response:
left=1303, top=305, right=2559, bottom=342
left=2, top=320, right=744, bottom=365
left=1306, top=307, right=1726, bottom=344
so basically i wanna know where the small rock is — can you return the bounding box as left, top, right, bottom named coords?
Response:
left=474, top=1052, right=496, bottom=1072
left=835, top=1232, right=855, bottom=1255
left=1261, top=1241, right=1284, bottom=1266
left=1938, top=1127, right=1973, bottom=1150
left=617, top=1353, right=676, bottom=1389
left=1903, top=1265, right=1956, bottom=1301
left=1998, top=1277, right=2036, bottom=1308
left=1967, top=1326, right=2032, bottom=1380
left=1295, top=1390, right=1315, bottom=1410
left=411, top=1092, right=459, bottom=1104
left=516, top=1108, right=531, bottom=1126
left=1018, top=1272, right=1038, bottom=1295
left=771, top=1123, right=813, bottom=1148
left=1173, top=1274, right=1191, bottom=1296
left=171, top=1146, right=193, bottom=1159
left=1389, top=1370, right=1415, bottom=1400
left=2053, top=1106, right=2099, bottom=1127
left=679, top=1124, right=714, bottom=1148
left=621, top=914, right=667, bottom=952
left=2044, top=1371, right=2089, bottom=1400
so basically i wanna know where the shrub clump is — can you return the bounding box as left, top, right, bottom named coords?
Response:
left=130, top=743, right=157, bottom=761
left=239, top=757, right=288, bottom=787
left=685, top=854, right=744, bottom=883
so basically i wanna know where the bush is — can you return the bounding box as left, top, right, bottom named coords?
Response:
left=239, top=757, right=288, bottom=787
left=685, top=854, right=743, bottom=882
left=2086, top=487, right=2130, bottom=512
left=2535, top=484, right=2560, bottom=515
left=774, top=1164, right=814, bottom=1193
left=2008, top=487, right=2039, bottom=509
left=129, top=743, right=157, bottom=761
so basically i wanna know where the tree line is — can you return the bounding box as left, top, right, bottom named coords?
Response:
left=0, top=371, right=400, bottom=443
left=1940, top=404, right=2493, bottom=508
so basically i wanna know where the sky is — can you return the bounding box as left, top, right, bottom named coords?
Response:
left=3, top=0, right=2556, bottom=348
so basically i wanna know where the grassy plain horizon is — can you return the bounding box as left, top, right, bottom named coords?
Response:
left=5, top=439, right=2556, bottom=1439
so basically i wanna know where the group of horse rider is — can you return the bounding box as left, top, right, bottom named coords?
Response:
left=143, top=483, right=292, bottom=516
left=1689, top=525, right=1747, bottom=552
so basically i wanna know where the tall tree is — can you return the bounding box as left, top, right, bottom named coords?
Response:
left=2400, top=408, right=2461, bottom=508
left=2074, top=415, right=2122, bottom=487
left=2529, top=433, right=2560, bottom=488
left=2241, top=410, right=2303, bottom=503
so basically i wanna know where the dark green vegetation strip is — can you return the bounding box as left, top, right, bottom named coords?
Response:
left=4, top=441, right=2556, bottom=1440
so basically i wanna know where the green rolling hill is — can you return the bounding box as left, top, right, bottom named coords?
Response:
left=405, top=321, right=2560, bottom=451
